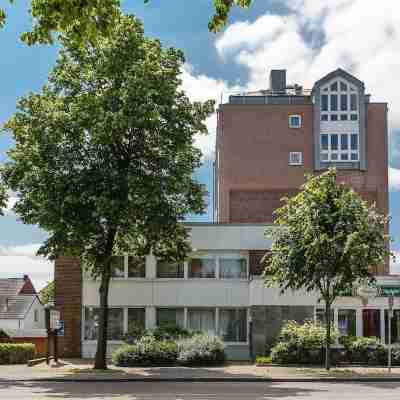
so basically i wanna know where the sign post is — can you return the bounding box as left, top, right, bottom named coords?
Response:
left=44, top=303, right=60, bottom=365
left=388, top=294, right=394, bottom=374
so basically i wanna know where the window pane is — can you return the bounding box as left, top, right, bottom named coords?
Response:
left=331, top=134, right=338, bottom=150
left=363, top=309, right=381, bottom=338
left=157, top=308, right=185, bottom=328
left=128, top=256, right=146, bottom=278
left=330, top=94, right=338, bottom=111
left=351, top=153, right=358, bottom=161
left=84, top=307, right=124, bottom=341
left=340, top=134, right=348, bottom=150
left=331, top=153, right=338, bottom=161
left=340, top=114, right=348, bottom=121
left=321, top=114, right=328, bottom=121
left=340, top=82, right=348, bottom=91
left=219, top=309, right=247, bottom=342
left=321, top=135, right=329, bottom=150
left=289, top=115, right=301, bottom=127
left=321, top=95, right=328, bottom=111
left=128, top=308, right=145, bottom=333
left=321, top=153, right=329, bottom=161
left=331, top=114, right=338, bottom=121
left=220, top=258, right=247, bottom=279
left=187, top=308, right=215, bottom=334
left=111, top=256, right=125, bottom=278
left=157, top=260, right=184, bottom=278
left=338, top=309, right=356, bottom=336
left=385, top=310, right=400, bottom=344
left=340, top=153, right=349, bottom=161
left=350, top=114, right=358, bottom=121
left=350, top=94, right=358, bottom=111
left=340, top=94, right=348, bottom=111
left=330, top=81, right=338, bottom=91
left=189, top=258, right=216, bottom=278
left=351, top=134, right=358, bottom=150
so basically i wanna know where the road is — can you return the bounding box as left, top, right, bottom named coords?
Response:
left=0, top=381, right=400, bottom=399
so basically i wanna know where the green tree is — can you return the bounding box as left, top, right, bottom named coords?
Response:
left=39, top=281, right=55, bottom=305
left=264, top=169, right=391, bottom=370
left=0, top=0, right=252, bottom=45
left=2, top=14, right=214, bottom=369
left=0, top=180, right=7, bottom=216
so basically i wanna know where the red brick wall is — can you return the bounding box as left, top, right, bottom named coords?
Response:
left=54, top=256, right=82, bottom=357
left=249, top=250, right=270, bottom=276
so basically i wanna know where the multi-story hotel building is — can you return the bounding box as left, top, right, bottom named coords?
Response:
left=55, top=69, right=398, bottom=360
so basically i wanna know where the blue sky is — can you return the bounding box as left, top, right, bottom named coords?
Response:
left=1, top=0, right=400, bottom=289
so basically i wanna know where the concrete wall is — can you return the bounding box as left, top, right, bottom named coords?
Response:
left=0, top=319, right=20, bottom=330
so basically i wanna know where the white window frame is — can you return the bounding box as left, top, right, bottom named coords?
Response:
left=320, top=133, right=359, bottom=163
left=288, top=114, right=302, bottom=128
left=289, top=151, right=303, bottom=166
left=320, top=79, right=359, bottom=122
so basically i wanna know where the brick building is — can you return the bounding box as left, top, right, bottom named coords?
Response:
left=55, top=69, right=397, bottom=360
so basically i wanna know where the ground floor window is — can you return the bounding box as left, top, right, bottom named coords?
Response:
left=219, top=309, right=247, bottom=342
left=363, top=309, right=381, bottom=338
left=219, top=258, right=247, bottom=279
left=157, top=308, right=185, bottom=328
left=316, top=308, right=334, bottom=326
left=128, top=308, right=146, bottom=333
left=84, top=307, right=124, bottom=341
left=385, top=310, right=400, bottom=344
left=157, top=261, right=184, bottom=278
left=188, top=258, right=216, bottom=278
left=338, top=309, right=356, bottom=336
left=187, top=308, right=216, bottom=334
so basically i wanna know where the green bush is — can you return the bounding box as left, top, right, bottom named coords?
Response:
left=0, top=329, right=10, bottom=339
left=256, top=356, right=272, bottom=365
left=346, top=337, right=386, bottom=365
left=177, top=334, right=226, bottom=366
left=0, top=343, right=35, bottom=365
left=151, top=325, right=193, bottom=341
left=122, top=325, right=193, bottom=345
left=112, top=335, right=178, bottom=366
left=270, top=320, right=339, bottom=365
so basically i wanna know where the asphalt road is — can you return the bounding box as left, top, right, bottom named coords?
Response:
left=0, top=381, right=400, bottom=399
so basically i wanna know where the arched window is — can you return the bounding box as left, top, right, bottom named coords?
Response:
left=320, top=79, right=358, bottom=122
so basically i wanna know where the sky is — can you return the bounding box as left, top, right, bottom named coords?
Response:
left=0, top=0, right=400, bottom=290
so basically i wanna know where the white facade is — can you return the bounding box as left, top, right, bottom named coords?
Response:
left=81, top=224, right=400, bottom=359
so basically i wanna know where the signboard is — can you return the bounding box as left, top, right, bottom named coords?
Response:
left=56, top=320, right=64, bottom=336
left=50, top=310, right=61, bottom=331
left=378, top=286, right=400, bottom=297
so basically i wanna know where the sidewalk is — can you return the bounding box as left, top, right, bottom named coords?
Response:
left=2, top=360, right=400, bottom=382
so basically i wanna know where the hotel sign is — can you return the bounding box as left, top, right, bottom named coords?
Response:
left=378, top=286, right=400, bottom=297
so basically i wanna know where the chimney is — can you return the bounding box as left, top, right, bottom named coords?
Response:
left=269, top=69, right=286, bottom=93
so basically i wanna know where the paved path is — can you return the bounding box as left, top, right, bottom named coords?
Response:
left=1, top=381, right=400, bottom=399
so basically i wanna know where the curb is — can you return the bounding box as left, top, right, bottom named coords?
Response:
left=2, top=377, right=400, bottom=383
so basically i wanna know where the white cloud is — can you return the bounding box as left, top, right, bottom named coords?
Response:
left=391, top=250, right=400, bottom=274
left=389, top=167, right=400, bottom=191
left=216, top=0, right=400, bottom=155
left=180, top=64, right=237, bottom=157
left=0, top=244, right=53, bottom=291
left=3, top=191, right=17, bottom=215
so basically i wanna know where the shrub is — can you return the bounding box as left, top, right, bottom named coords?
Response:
left=152, top=325, right=193, bottom=341
left=0, top=343, right=35, bottom=365
left=112, top=335, right=178, bottom=366
left=346, top=337, right=386, bottom=365
left=177, top=334, right=226, bottom=366
left=270, top=320, right=339, bottom=365
left=256, top=356, right=272, bottom=365
left=122, top=326, right=146, bottom=344
left=0, top=329, right=10, bottom=339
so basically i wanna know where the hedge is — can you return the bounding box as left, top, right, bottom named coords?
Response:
left=0, top=343, right=35, bottom=365
left=112, top=334, right=226, bottom=367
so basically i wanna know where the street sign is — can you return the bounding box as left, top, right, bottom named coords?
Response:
left=50, top=310, right=61, bottom=331
left=379, top=286, right=400, bottom=297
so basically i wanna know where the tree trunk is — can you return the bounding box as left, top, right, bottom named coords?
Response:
left=94, top=228, right=116, bottom=370
left=94, top=268, right=111, bottom=370
left=325, top=301, right=331, bottom=371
